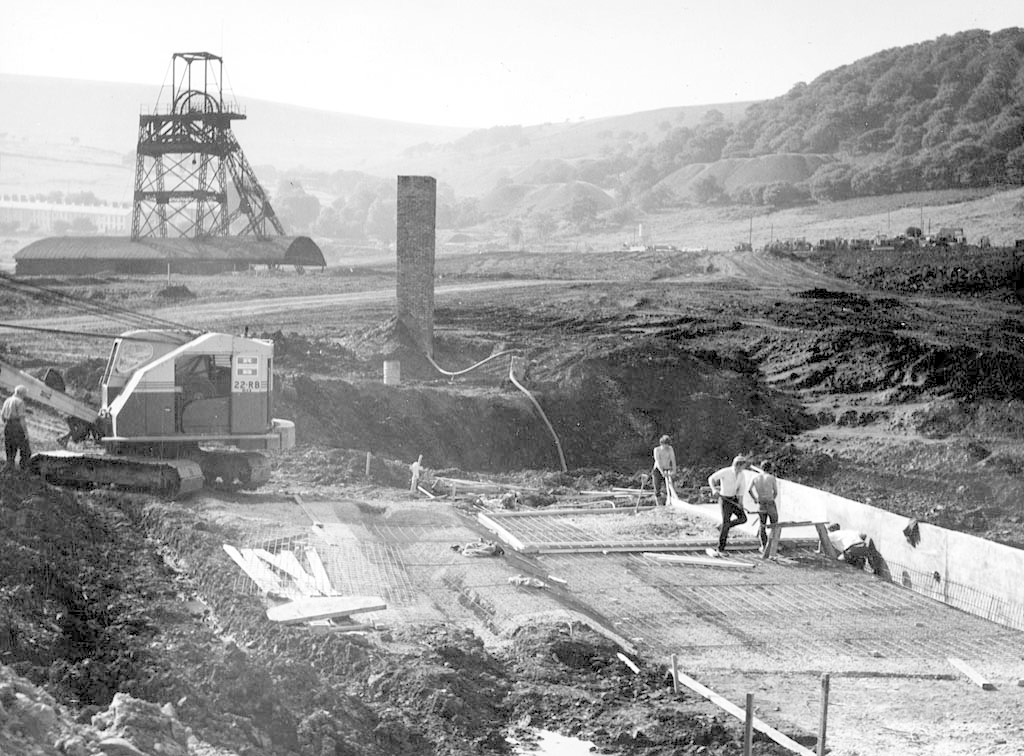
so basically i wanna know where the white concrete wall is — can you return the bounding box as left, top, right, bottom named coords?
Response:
left=676, top=470, right=1024, bottom=629
left=767, top=474, right=1024, bottom=631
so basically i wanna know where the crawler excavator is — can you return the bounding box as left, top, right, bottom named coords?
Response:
left=0, top=329, right=295, bottom=497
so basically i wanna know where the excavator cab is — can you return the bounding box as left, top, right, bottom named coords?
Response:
left=101, top=331, right=289, bottom=449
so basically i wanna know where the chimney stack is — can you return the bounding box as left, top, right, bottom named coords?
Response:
left=395, top=175, right=436, bottom=356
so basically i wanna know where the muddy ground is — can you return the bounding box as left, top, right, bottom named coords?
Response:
left=0, top=245, right=1022, bottom=755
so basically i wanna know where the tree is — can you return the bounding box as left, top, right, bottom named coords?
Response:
left=692, top=175, right=723, bottom=205
left=529, top=212, right=557, bottom=243
left=568, top=194, right=599, bottom=231
left=504, top=219, right=524, bottom=249
left=638, top=185, right=676, bottom=212
left=68, top=217, right=97, bottom=234
left=274, top=182, right=322, bottom=232
left=365, top=197, right=397, bottom=243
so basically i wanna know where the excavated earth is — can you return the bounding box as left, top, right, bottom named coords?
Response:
left=0, top=245, right=1023, bottom=755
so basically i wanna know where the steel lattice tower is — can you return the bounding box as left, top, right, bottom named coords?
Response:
left=131, top=52, right=284, bottom=240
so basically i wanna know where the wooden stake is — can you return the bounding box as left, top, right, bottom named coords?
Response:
left=410, top=454, right=423, bottom=492
left=365, top=451, right=371, bottom=477
left=672, top=669, right=817, bottom=756
left=948, top=657, right=995, bottom=690
left=744, top=693, right=754, bottom=756
left=818, top=673, right=830, bottom=756
left=670, top=654, right=679, bottom=694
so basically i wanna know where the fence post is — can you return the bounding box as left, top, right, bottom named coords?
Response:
left=670, top=654, right=679, bottom=694
left=744, top=693, right=754, bottom=756
left=818, top=673, right=830, bottom=756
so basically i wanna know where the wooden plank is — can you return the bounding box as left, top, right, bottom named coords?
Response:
left=673, top=670, right=817, bottom=756
left=252, top=549, right=322, bottom=596
left=643, top=552, right=755, bottom=569
left=266, top=596, right=387, bottom=624
left=223, top=544, right=300, bottom=599
left=948, top=657, right=995, bottom=690
left=477, top=512, right=533, bottom=552
left=617, top=652, right=640, bottom=675
left=765, top=523, right=784, bottom=559
left=304, top=548, right=338, bottom=595
left=814, top=523, right=839, bottom=559
left=484, top=505, right=660, bottom=518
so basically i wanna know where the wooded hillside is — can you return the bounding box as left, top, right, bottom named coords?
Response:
left=720, top=28, right=1024, bottom=200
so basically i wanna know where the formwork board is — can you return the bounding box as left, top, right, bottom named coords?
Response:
left=479, top=507, right=768, bottom=554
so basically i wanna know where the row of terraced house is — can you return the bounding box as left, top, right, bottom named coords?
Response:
left=0, top=199, right=131, bottom=235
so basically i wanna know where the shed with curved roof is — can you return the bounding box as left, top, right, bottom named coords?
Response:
left=14, top=236, right=326, bottom=275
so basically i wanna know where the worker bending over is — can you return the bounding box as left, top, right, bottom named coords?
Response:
left=652, top=435, right=676, bottom=506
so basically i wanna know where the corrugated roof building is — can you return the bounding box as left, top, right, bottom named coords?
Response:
left=14, top=236, right=326, bottom=275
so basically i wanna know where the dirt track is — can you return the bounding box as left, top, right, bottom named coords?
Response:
left=2, top=245, right=1023, bottom=755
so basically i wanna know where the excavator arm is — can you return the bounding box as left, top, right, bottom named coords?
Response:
left=0, top=358, right=103, bottom=444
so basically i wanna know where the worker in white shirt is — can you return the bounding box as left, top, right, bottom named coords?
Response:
left=827, top=525, right=873, bottom=570
left=652, top=435, right=676, bottom=506
left=707, top=455, right=750, bottom=555
left=1, top=385, right=31, bottom=470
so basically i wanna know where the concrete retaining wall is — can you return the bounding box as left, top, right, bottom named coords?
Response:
left=763, top=473, right=1024, bottom=631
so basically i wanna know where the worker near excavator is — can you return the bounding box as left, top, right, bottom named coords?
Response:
left=748, top=459, right=780, bottom=553
left=652, top=435, right=676, bottom=505
left=1, top=385, right=31, bottom=471
left=708, top=455, right=750, bottom=555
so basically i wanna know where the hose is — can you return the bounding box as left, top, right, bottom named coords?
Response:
left=423, top=350, right=568, bottom=473
left=508, top=361, right=568, bottom=473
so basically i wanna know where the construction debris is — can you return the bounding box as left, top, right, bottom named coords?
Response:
left=508, top=575, right=547, bottom=589
left=266, top=596, right=387, bottom=624
left=643, top=552, right=755, bottom=569
left=452, top=540, right=505, bottom=557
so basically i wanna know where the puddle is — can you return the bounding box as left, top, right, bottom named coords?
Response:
left=510, top=728, right=604, bottom=755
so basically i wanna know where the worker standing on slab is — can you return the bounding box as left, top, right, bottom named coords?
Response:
left=708, top=455, right=750, bottom=554
left=652, top=435, right=677, bottom=505
left=1, top=385, right=31, bottom=471
left=748, top=460, right=780, bottom=553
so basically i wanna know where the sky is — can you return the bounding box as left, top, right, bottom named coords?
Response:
left=1, top=0, right=1021, bottom=128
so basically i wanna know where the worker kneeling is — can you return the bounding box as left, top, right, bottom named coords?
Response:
left=826, top=524, right=881, bottom=573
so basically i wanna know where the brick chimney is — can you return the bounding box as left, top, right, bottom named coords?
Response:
left=395, top=175, right=436, bottom=356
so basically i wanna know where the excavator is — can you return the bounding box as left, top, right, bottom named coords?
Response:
left=0, top=329, right=295, bottom=497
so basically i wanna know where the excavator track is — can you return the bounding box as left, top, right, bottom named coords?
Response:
left=29, top=450, right=205, bottom=499
left=198, top=450, right=270, bottom=491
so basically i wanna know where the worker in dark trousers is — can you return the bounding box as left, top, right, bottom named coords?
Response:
left=652, top=435, right=676, bottom=505
left=1, top=385, right=32, bottom=470
left=708, top=455, right=750, bottom=555
left=748, top=460, right=780, bottom=552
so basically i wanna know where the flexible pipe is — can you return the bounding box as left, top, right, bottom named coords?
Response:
left=422, top=349, right=568, bottom=473
left=507, top=361, right=568, bottom=473
left=424, top=350, right=519, bottom=377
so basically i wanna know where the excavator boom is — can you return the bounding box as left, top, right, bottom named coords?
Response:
left=0, top=359, right=99, bottom=426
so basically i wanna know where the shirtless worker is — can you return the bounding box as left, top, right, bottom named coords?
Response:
left=652, top=435, right=676, bottom=506
left=1, top=385, right=31, bottom=471
left=708, top=455, right=750, bottom=555
left=748, top=460, right=780, bottom=553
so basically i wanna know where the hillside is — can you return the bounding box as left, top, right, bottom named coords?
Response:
left=3, top=29, right=1024, bottom=246
left=0, top=72, right=751, bottom=200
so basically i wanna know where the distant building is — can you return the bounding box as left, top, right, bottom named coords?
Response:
left=0, top=200, right=131, bottom=235
left=14, top=235, right=326, bottom=275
